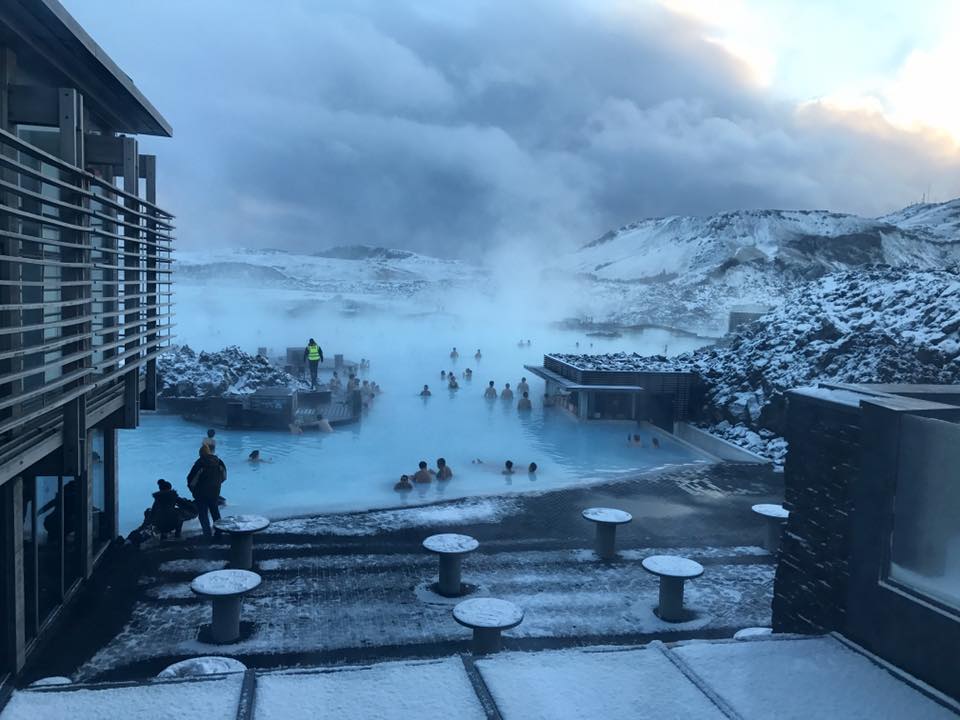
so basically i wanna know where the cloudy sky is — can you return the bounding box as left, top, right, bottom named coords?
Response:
left=65, top=0, right=960, bottom=258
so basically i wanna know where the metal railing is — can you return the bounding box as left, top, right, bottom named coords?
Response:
left=0, top=126, right=174, bottom=459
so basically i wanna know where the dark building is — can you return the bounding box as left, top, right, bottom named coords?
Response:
left=525, top=354, right=695, bottom=428
left=727, top=303, right=770, bottom=333
left=773, top=383, right=960, bottom=700
left=0, top=1, right=172, bottom=677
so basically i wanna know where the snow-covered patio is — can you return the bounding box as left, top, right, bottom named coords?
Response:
left=4, top=635, right=956, bottom=719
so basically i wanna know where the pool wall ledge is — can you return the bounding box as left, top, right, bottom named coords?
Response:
left=670, top=422, right=773, bottom=465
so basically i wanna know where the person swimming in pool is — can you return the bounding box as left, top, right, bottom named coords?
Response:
left=528, top=462, right=538, bottom=475
left=651, top=437, right=660, bottom=449
left=517, top=391, right=532, bottom=411
left=501, top=383, right=514, bottom=401
left=394, top=474, right=413, bottom=492
left=474, top=349, right=482, bottom=360
left=436, top=458, right=453, bottom=480
left=448, top=374, right=459, bottom=390
left=413, top=461, right=434, bottom=483
left=628, top=434, right=643, bottom=447
left=484, top=381, right=498, bottom=399
left=502, top=460, right=515, bottom=475
left=420, top=384, right=432, bottom=396
left=248, top=450, right=272, bottom=463
left=517, top=377, right=530, bottom=396
left=317, top=414, right=333, bottom=433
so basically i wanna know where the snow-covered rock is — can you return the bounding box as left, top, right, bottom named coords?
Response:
left=157, top=345, right=309, bottom=398
left=558, top=266, right=960, bottom=464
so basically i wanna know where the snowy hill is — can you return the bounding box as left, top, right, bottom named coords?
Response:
left=552, top=200, right=960, bottom=332
left=174, top=246, right=487, bottom=315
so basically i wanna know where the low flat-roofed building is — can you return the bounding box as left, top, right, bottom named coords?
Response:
left=525, top=354, right=696, bottom=427
left=0, top=0, right=172, bottom=679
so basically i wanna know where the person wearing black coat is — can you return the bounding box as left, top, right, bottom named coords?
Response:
left=151, top=479, right=185, bottom=539
left=187, top=445, right=227, bottom=537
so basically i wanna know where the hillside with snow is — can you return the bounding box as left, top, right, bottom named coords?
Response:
left=175, top=245, right=487, bottom=317
left=552, top=199, right=960, bottom=332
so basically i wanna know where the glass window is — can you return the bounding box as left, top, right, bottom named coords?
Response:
left=21, top=479, right=36, bottom=643
left=62, top=477, right=82, bottom=591
left=91, top=429, right=110, bottom=553
left=888, top=414, right=960, bottom=610
left=35, top=475, right=61, bottom=626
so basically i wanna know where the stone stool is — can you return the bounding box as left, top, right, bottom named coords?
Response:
left=642, top=555, right=704, bottom=622
left=191, top=569, right=261, bottom=644
left=157, top=656, right=247, bottom=678
left=751, top=504, right=789, bottom=554
left=213, top=514, right=271, bottom=570
left=453, top=598, right=524, bottom=654
left=734, top=627, right=772, bottom=640
left=423, top=533, right=479, bottom=597
left=28, top=677, right=72, bottom=688
left=582, top=507, right=633, bottom=561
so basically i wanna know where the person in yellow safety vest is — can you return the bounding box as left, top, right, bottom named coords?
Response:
left=303, top=338, right=324, bottom=389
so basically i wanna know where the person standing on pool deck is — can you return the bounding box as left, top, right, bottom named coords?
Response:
left=187, top=445, right=227, bottom=538
left=304, top=338, right=324, bottom=389
left=484, top=381, right=498, bottom=399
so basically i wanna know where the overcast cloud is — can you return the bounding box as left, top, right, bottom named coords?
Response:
left=65, top=0, right=960, bottom=258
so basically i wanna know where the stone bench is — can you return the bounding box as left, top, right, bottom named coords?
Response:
left=453, top=598, right=523, bottom=654
left=642, top=555, right=704, bottom=622
left=157, top=656, right=247, bottom=679
left=191, top=569, right=261, bottom=644
left=751, top=503, right=789, bottom=554
left=213, top=514, right=271, bottom=570
left=582, top=507, right=632, bottom=561
left=423, top=533, right=479, bottom=597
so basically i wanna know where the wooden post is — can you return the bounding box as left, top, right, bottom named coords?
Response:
left=141, top=154, right=158, bottom=410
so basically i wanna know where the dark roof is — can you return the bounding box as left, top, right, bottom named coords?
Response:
left=0, top=0, right=171, bottom=136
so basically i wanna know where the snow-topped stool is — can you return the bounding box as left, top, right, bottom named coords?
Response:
left=642, top=555, right=704, bottom=622
left=752, top=504, right=789, bottom=554
left=191, top=569, right=261, bottom=644
left=28, top=677, right=71, bottom=688
left=733, top=627, right=772, bottom=640
left=157, top=656, right=247, bottom=679
left=213, top=514, right=270, bottom=570
left=453, top=598, right=523, bottom=654
left=423, top=533, right=479, bottom=597
left=582, top=507, right=633, bottom=561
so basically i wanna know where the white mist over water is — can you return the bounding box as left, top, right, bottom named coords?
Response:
left=118, top=279, right=714, bottom=533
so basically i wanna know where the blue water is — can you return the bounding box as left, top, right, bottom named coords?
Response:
left=119, top=320, right=713, bottom=533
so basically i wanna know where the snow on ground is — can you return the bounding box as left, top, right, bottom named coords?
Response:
left=9, top=637, right=954, bottom=720
left=264, top=497, right=523, bottom=536
left=76, top=545, right=774, bottom=680
left=475, top=645, right=727, bottom=720
left=673, top=636, right=957, bottom=719
left=0, top=674, right=243, bottom=720
left=255, top=657, right=486, bottom=720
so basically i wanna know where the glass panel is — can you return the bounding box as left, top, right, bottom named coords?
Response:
left=62, top=477, right=82, bottom=591
left=888, top=414, right=960, bottom=610
left=21, top=480, right=36, bottom=643
left=35, top=475, right=61, bottom=626
left=91, top=428, right=110, bottom=552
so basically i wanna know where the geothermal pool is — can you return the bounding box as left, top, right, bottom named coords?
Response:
left=119, top=321, right=714, bottom=533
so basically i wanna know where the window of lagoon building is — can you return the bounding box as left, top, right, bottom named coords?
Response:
left=888, top=414, right=960, bottom=611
